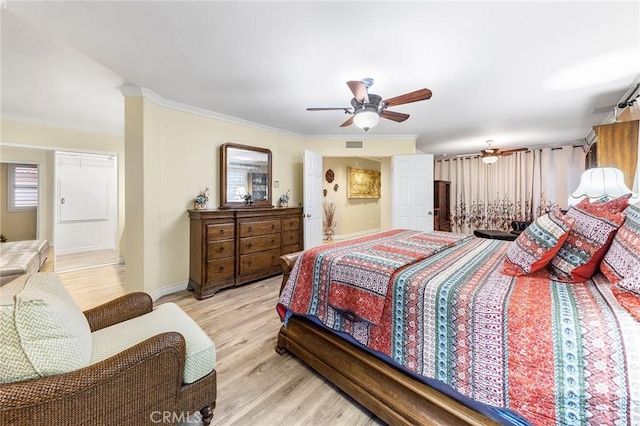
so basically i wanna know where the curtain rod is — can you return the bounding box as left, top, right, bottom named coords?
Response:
left=438, top=145, right=584, bottom=161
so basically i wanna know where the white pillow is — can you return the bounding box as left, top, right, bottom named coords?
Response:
left=0, top=273, right=92, bottom=383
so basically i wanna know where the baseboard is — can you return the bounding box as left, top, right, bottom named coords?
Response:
left=150, top=281, right=189, bottom=301
left=56, top=244, right=116, bottom=256
left=329, top=227, right=381, bottom=241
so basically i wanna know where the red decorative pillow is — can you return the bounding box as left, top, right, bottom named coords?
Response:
left=502, top=208, right=574, bottom=276
left=601, top=203, right=640, bottom=284
left=549, top=196, right=629, bottom=283
left=611, top=271, right=640, bottom=322
left=576, top=194, right=631, bottom=215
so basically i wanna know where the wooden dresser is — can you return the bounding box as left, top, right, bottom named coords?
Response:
left=434, top=180, right=451, bottom=232
left=188, top=207, right=303, bottom=299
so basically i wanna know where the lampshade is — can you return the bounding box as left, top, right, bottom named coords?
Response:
left=567, top=167, right=633, bottom=205
left=234, top=186, right=247, bottom=199
left=482, top=154, right=498, bottom=164
left=353, top=108, right=380, bottom=131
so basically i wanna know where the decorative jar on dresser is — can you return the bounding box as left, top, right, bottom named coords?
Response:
left=188, top=207, right=303, bottom=299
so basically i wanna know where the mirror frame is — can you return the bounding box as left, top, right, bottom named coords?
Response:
left=219, top=142, right=273, bottom=209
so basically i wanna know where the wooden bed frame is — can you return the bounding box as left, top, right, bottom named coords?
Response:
left=276, top=252, right=500, bottom=426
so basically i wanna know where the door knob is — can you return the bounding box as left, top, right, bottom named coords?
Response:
left=428, top=211, right=433, bottom=215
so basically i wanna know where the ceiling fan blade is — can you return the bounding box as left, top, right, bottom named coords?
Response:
left=498, top=147, right=528, bottom=156
left=340, top=116, right=354, bottom=127
left=381, top=110, right=410, bottom=123
left=307, top=107, right=351, bottom=112
left=347, top=80, right=369, bottom=103
left=384, top=88, right=432, bottom=107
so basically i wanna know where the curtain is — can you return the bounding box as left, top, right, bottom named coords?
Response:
left=434, top=146, right=586, bottom=233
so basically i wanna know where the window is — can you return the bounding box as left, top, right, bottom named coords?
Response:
left=8, top=164, right=38, bottom=211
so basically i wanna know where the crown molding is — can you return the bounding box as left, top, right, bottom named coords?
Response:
left=118, top=85, right=302, bottom=138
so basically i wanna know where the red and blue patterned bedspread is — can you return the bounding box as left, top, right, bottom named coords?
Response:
left=277, top=230, right=640, bottom=425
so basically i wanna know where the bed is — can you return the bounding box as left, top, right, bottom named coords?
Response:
left=276, top=204, right=640, bottom=426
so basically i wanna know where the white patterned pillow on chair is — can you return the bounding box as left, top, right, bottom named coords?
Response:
left=0, top=273, right=92, bottom=384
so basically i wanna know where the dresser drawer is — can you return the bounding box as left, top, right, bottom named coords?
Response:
left=207, top=223, right=235, bottom=241
left=240, top=234, right=281, bottom=255
left=282, top=217, right=301, bottom=231
left=207, top=240, right=235, bottom=261
left=282, top=243, right=302, bottom=256
left=240, top=220, right=281, bottom=237
left=282, top=230, right=300, bottom=246
left=206, top=258, right=235, bottom=280
left=240, top=248, right=280, bottom=274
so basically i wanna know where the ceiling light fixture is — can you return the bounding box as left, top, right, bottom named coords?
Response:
left=482, top=154, right=498, bottom=164
left=481, top=140, right=498, bottom=164
left=353, top=107, right=380, bottom=131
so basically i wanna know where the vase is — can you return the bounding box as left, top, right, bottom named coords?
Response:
left=194, top=202, right=207, bottom=210
left=324, top=221, right=336, bottom=240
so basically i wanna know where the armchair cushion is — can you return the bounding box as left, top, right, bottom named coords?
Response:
left=90, top=302, right=216, bottom=384
left=0, top=273, right=92, bottom=384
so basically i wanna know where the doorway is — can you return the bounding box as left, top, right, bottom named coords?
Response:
left=0, top=162, right=40, bottom=242
left=54, top=151, right=118, bottom=272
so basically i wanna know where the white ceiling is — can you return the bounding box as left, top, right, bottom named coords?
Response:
left=2, top=1, right=638, bottom=156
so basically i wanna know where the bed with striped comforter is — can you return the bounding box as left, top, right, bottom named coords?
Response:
left=277, top=229, right=640, bottom=425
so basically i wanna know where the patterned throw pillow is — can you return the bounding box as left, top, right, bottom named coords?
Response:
left=601, top=203, right=640, bottom=283
left=549, top=196, right=629, bottom=283
left=502, top=207, right=575, bottom=276
left=0, top=273, right=92, bottom=384
left=611, top=270, right=640, bottom=321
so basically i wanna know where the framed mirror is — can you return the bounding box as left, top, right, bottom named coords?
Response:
left=220, top=143, right=272, bottom=209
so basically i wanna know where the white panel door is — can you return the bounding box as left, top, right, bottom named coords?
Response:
left=392, top=154, right=434, bottom=231
left=303, top=150, right=323, bottom=249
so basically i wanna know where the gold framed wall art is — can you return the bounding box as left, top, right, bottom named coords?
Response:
left=347, top=167, right=381, bottom=199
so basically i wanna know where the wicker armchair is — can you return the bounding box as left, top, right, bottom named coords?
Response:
left=0, top=292, right=217, bottom=426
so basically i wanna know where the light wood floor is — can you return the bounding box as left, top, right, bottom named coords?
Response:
left=40, top=256, right=383, bottom=426
left=54, top=248, right=119, bottom=273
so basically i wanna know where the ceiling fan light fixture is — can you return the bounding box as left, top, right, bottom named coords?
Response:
left=353, top=108, right=380, bottom=131
left=482, top=154, right=498, bottom=164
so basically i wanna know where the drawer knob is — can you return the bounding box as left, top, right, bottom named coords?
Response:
left=248, top=226, right=253, bottom=232
left=271, top=239, right=275, bottom=244
left=271, top=224, right=276, bottom=229
left=248, top=261, right=253, bottom=266
left=247, top=243, right=253, bottom=248
left=219, top=266, right=224, bottom=272
left=219, top=229, right=224, bottom=234
left=218, top=246, right=225, bottom=252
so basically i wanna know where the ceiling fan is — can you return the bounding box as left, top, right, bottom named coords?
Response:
left=307, top=78, right=432, bottom=131
left=480, top=140, right=528, bottom=164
